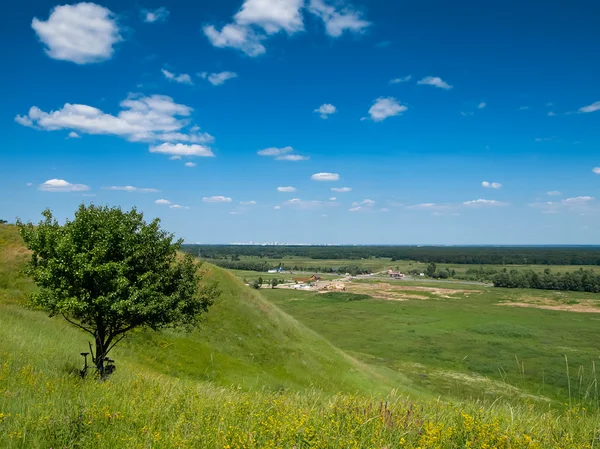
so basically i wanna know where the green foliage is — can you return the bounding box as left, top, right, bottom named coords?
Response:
left=319, top=292, right=371, bottom=301
left=16, top=205, right=217, bottom=374
left=493, top=268, right=600, bottom=292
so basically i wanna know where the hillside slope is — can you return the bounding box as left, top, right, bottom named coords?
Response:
left=0, top=224, right=409, bottom=395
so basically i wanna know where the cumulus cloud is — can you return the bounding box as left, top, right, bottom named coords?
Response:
left=170, top=204, right=190, bottom=209
left=204, top=0, right=369, bottom=56
left=274, top=205, right=281, bottom=210
left=240, top=200, right=257, bottom=205
left=185, top=162, right=197, bottom=167
left=39, top=179, right=89, bottom=192
left=258, top=146, right=307, bottom=161
left=331, top=187, right=351, bottom=192
left=206, top=71, right=238, bottom=86
left=103, top=185, right=159, bottom=192
left=367, top=97, right=407, bottom=122
left=530, top=196, right=596, bottom=214
left=258, top=146, right=293, bottom=156
left=161, top=69, right=193, bottom=85
left=311, top=172, right=339, bottom=181
left=32, top=3, right=122, bottom=64
left=579, top=101, right=600, bottom=113
left=314, top=103, right=336, bottom=119
left=389, top=75, right=411, bottom=84
left=308, top=0, right=370, bottom=37
left=463, top=199, right=508, bottom=206
left=417, top=76, right=453, bottom=90
left=282, top=198, right=335, bottom=210
left=481, top=181, right=502, bottom=189
left=277, top=186, right=297, bottom=192
left=15, top=94, right=215, bottom=153
left=329, top=197, right=336, bottom=201
left=68, top=131, right=80, bottom=138
left=478, top=102, right=486, bottom=109
left=204, top=23, right=267, bottom=57
left=149, top=143, right=214, bottom=157
left=349, top=199, right=375, bottom=211
left=203, top=196, right=232, bottom=203
left=143, top=7, right=169, bottom=23
left=593, top=167, right=600, bottom=174
left=155, top=199, right=171, bottom=205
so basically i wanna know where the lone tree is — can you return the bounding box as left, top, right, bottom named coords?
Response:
left=17, top=204, right=218, bottom=377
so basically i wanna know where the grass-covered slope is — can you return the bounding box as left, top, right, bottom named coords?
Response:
left=0, top=224, right=406, bottom=395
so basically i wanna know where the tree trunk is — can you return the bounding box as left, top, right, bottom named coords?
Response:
left=95, top=332, right=107, bottom=378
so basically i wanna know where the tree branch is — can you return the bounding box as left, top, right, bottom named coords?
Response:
left=105, top=334, right=128, bottom=356
left=61, top=313, right=95, bottom=337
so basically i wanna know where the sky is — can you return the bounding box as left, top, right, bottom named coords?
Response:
left=1, top=0, right=599, bottom=244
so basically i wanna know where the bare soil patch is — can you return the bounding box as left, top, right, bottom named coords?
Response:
left=345, top=282, right=480, bottom=302
left=498, top=301, right=600, bottom=314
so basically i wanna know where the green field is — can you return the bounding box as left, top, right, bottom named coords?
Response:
left=262, top=282, right=600, bottom=405
left=3, top=224, right=600, bottom=447
left=229, top=255, right=600, bottom=276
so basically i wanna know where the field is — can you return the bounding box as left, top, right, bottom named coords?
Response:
left=4, top=224, right=600, bottom=447
left=262, top=280, right=600, bottom=405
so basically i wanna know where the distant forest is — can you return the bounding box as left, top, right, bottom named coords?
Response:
left=182, top=245, right=600, bottom=266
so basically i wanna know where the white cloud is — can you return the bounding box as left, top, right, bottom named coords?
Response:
left=276, top=154, right=309, bottom=161
left=348, top=206, right=363, bottom=212
left=170, top=155, right=182, bottom=160
left=283, top=198, right=333, bottom=210
left=547, top=191, right=562, bottom=196
left=258, top=146, right=307, bottom=161
left=579, top=101, right=600, bottom=113
left=15, top=115, right=34, bottom=127
left=206, top=71, right=238, bottom=86
left=389, top=75, right=411, bottom=84
left=39, top=179, right=89, bottom=192
left=530, top=196, right=597, bottom=214
left=478, top=102, right=486, bottom=109
left=518, top=106, right=530, bottom=111
left=311, top=172, right=339, bottom=181
left=274, top=205, right=281, bottom=210
left=367, top=97, right=407, bottom=122
left=68, top=131, right=80, bottom=138
left=204, top=0, right=369, bottom=56
left=277, top=186, right=297, bottom=192
left=308, top=0, right=370, bottom=37
left=314, top=103, right=337, bottom=119
left=349, top=199, right=375, bottom=211
left=331, top=187, right=351, bottom=192
left=103, top=185, right=159, bottom=193
left=170, top=204, right=190, bottom=210
left=463, top=199, right=508, bottom=206
left=32, top=3, right=122, bottom=64
left=329, top=197, right=336, bottom=201
left=161, top=69, right=193, bottom=85
left=235, top=0, right=305, bottom=34
left=417, top=76, right=453, bottom=90
left=204, top=24, right=266, bottom=57
left=593, top=167, right=600, bottom=175
left=149, top=143, right=215, bottom=157
left=185, top=162, right=197, bottom=167
left=460, top=111, right=473, bottom=117
left=143, top=7, right=169, bottom=23
left=258, top=146, right=293, bottom=156
left=481, top=181, right=502, bottom=189
left=155, top=199, right=171, bottom=205
left=16, top=94, right=214, bottom=150
left=240, top=200, right=257, bottom=205
left=547, top=111, right=556, bottom=116
left=26, top=183, right=33, bottom=187
left=203, top=196, right=232, bottom=203
left=352, top=199, right=375, bottom=206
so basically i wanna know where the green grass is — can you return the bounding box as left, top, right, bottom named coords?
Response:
left=3, top=223, right=600, bottom=448
left=262, top=284, right=600, bottom=405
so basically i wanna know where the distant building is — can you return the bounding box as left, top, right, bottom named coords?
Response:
left=387, top=269, right=404, bottom=279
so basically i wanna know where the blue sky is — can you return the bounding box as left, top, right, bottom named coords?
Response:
left=1, top=0, right=599, bottom=244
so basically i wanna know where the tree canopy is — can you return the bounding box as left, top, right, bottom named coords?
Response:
left=18, top=204, right=218, bottom=376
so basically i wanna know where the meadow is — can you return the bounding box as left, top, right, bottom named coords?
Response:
left=3, top=224, right=600, bottom=447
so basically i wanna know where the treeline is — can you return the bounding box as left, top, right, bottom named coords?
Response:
left=492, top=269, right=600, bottom=293
left=182, top=245, right=600, bottom=266
left=199, top=259, right=369, bottom=276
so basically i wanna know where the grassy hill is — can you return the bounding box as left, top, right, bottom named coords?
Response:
left=1, top=224, right=599, bottom=448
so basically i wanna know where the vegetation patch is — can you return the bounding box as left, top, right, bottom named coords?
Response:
left=468, top=322, right=535, bottom=338
left=319, top=292, right=371, bottom=301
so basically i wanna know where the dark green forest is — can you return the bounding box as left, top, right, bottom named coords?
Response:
left=182, top=244, right=600, bottom=266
